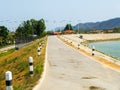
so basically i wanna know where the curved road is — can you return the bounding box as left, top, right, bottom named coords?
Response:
left=34, top=36, right=120, bottom=90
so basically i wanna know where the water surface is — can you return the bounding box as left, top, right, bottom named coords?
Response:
left=89, top=41, right=120, bottom=59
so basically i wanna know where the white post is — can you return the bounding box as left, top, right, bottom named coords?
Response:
left=92, top=45, right=95, bottom=51
left=29, top=56, right=34, bottom=76
left=38, top=47, right=41, bottom=56
left=92, top=45, right=95, bottom=56
left=6, top=71, right=13, bottom=90
left=92, top=51, right=95, bottom=56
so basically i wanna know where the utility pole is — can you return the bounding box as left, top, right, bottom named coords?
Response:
left=77, top=20, right=80, bottom=34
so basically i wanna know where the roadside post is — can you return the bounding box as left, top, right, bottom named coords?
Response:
left=29, top=56, right=34, bottom=76
left=92, top=50, right=95, bottom=56
left=92, top=45, right=95, bottom=51
left=5, top=71, right=13, bottom=90
left=92, top=45, right=95, bottom=56
left=38, top=47, right=41, bottom=56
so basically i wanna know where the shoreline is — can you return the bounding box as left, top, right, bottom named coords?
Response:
left=84, top=38, right=120, bottom=45
left=87, top=39, right=120, bottom=61
left=83, top=38, right=120, bottom=46
left=58, top=34, right=120, bottom=71
left=69, top=33, right=120, bottom=61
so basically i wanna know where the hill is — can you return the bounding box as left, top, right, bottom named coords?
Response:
left=74, top=18, right=120, bottom=30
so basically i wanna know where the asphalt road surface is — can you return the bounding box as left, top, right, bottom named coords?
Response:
left=34, top=36, right=120, bottom=90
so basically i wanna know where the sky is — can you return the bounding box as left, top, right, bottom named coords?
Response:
left=0, top=0, right=120, bottom=31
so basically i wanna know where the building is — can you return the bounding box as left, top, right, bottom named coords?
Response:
left=90, top=30, right=104, bottom=33
left=90, top=29, right=114, bottom=33
left=53, top=31, right=61, bottom=35
left=63, top=30, right=74, bottom=34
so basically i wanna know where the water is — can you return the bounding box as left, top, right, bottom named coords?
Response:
left=88, top=41, right=120, bottom=59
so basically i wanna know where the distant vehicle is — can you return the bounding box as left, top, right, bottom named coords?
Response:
left=15, top=46, right=19, bottom=50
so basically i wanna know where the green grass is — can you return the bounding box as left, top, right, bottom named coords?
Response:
left=0, top=48, right=15, bottom=57
left=0, top=37, right=47, bottom=90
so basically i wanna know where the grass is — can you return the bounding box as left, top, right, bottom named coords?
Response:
left=0, top=37, right=47, bottom=90
left=0, top=48, right=15, bottom=57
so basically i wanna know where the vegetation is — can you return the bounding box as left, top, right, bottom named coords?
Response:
left=0, top=37, right=47, bottom=90
left=113, top=28, right=120, bottom=33
left=14, top=18, right=46, bottom=49
left=0, top=26, right=14, bottom=47
left=46, top=31, right=53, bottom=35
left=0, top=49, right=15, bottom=57
left=15, top=18, right=46, bottom=39
left=74, top=29, right=89, bottom=34
left=64, top=24, right=74, bottom=30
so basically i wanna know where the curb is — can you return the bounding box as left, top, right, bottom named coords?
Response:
left=33, top=38, right=48, bottom=90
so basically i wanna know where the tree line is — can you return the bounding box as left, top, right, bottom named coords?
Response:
left=0, top=18, right=46, bottom=47
left=0, top=26, right=15, bottom=46
left=16, top=19, right=46, bottom=40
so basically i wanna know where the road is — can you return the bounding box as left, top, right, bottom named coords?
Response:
left=34, top=36, right=120, bottom=90
left=0, top=45, right=15, bottom=52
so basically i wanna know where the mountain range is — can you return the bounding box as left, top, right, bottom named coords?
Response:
left=55, top=18, right=120, bottom=31
left=74, top=18, right=120, bottom=30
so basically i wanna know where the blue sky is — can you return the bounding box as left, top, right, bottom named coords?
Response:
left=0, top=0, right=120, bottom=31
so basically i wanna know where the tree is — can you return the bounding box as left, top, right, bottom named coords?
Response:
left=15, top=18, right=46, bottom=42
left=30, top=19, right=38, bottom=35
left=6, top=32, right=15, bottom=44
left=36, top=19, right=46, bottom=36
left=0, top=26, right=9, bottom=38
left=0, top=26, right=9, bottom=45
left=0, top=37, right=3, bottom=45
left=64, top=24, right=73, bottom=30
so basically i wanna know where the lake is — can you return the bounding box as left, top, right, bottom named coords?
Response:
left=88, top=41, right=120, bottom=59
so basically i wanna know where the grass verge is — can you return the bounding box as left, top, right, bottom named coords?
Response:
left=0, top=37, right=47, bottom=90
left=0, top=48, right=15, bottom=57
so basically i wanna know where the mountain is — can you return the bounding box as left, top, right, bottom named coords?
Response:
left=74, top=18, right=120, bottom=30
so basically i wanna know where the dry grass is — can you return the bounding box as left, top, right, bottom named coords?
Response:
left=58, top=36, right=120, bottom=71
left=0, top=37, right=47, bottom=90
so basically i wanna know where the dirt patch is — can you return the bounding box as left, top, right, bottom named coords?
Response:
left=89, top=86, right=105, bottom=90
left=52, top=64, right=57, bottom=67
left=59, top=73, right=65, bottom=79
left=82, top=76, right=97, bottom=79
